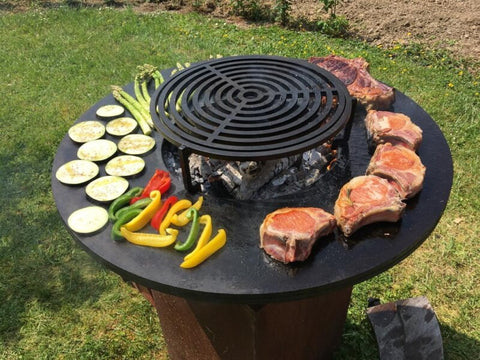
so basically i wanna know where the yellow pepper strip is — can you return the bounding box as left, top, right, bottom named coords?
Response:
left=159, top=199, right=192, bottom=235
left=120, top=226, right=179, bottom=247
left=180, top=229, right=226, bottom=269
left=184, top=215, right=212, bottom=261
left=123, top=190, right=162, bottom=232
left=171, top=196, right=204, bottom=226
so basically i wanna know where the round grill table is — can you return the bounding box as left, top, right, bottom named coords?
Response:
left=52, top=58, right=452, bottom=360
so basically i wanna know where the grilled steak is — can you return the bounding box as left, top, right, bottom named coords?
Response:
left=309, top=55, right=395, bottom=110
left=366, top=143, right=426, bottom=199
left=334, top=175, right=405, bottom=237
left=260, top=207, right=336, bottom=263
left=365, top=110, right=423, bottom=150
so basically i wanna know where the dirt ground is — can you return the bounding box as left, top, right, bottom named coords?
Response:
left=334, top=0, right=480, bottom=61
left=4, top=0, right=479, bottom=61
left=256, top=0, right=480, bottom=61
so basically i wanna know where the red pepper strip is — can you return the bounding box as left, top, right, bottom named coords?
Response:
left=130, top=169, right=171, bottom=204
left=150, top=196, right=178, bottom=230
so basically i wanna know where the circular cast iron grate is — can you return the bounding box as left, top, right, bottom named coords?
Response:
left=151, top=55, right=353, bottom=162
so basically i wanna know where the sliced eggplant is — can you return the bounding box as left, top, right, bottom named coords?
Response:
left=77, top=139, right=117, bottom=162
left=85, top=175, right=129, bottom=202
left=96, top=104, right=125, bottom=120
left=106, top=117, right=138, bottom=136
left=118, top=134, right=155, bottom=155
left=67, top=206, right=109, bottom=234
left=55, top=159, right=99, bottom=185
left=68, top=121, right=105, bottom=143
left=105, top=155, right=145, bottom=177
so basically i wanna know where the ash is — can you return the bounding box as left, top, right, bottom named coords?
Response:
left=183, top=143, right=336, bottom=200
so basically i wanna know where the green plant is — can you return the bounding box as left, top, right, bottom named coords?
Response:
left=273, top=0, right=291, bottom=26
left=230, top=0, right=272, bottom=22
left=320, top=0, right=342, bottom=18
left=316, top=14, right=348, bottom=36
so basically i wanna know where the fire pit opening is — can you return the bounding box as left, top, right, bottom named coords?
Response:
left=151, top=55, right=354, bottom=200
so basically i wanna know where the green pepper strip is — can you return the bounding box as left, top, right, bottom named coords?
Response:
left=174, top=208, right=200, bottom=252
left=111, top=208, right=142, bottom=242
left=108, top=186, right=143, bottom=222
left=184, top=215, right=212, bottom=261
left=114, top=197, right=152, bottom=220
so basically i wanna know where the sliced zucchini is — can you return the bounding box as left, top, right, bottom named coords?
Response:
left=77, top=139, right=117, bottom=162
left=106, top=117, right=138, bottom=136
left=55, top=159, right=99, bottom=185
left=105, top=155, right=145, bottom=177
left=68, top=121, right=105, bottom=143
left=118, top=134, right=155, bottom=155
left=96, top=104, right=125, bottom=120
left=67, top=206, right=109, bottom=234
left=85, top=175, right=129, bottom=202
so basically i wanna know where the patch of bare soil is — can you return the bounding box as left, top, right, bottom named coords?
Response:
left=263, top=0, right=480, bottom=61
left=336, top=0, right=480, bottom=61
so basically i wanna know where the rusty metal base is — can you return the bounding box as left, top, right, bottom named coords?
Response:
left=134, top=284, right=353, bottom=360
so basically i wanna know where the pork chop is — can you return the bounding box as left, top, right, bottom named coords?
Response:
left=366, top=143, right=426, bottom=199
left=309, top=55, right=395, bottom=110
left=365, top=110, right=423, bottom=150
left=334, top=175, right=406, bottom=237
left=260, top=207, right=336, bottom=263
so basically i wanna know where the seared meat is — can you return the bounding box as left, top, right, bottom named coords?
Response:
left=366, top=143, right=426, bottom=199
left=309, top=55, right=395, bottom=110
left=365, top=110, right=423, bottom=150
left=260, top=207, right=336, bottom=263
left=334, top=175, right=405, bottom=237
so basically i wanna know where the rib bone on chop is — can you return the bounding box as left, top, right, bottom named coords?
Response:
left=366, top=142, right=426, bottom=200
left=309, top=55, right=395, bottom=110
left=334, top=175, right=406, bottom=237
left=365, top=110, right=423, bottom=150
left=260, top=207, right=336, bottom=263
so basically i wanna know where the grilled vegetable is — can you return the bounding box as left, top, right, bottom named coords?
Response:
left=130, top=169, right=171, bottom=204
left=171, top=196, right=203, bottom=226
left=114, top=197, right=152, bottom=220
left=105, top=155, right=145, bottom=177
left=184, top=214, right=212, bottom=260
left=107, top=186, right=143, bottom=222
left=77, top=139, right=117, bottom=162
left=180, top=229, right=227, bottom=268
left=120, top=226, right=179, bottom=248
left=55, top=159, right=99, bottom=185
left=68, top=120, right=105, bottom=143
left=174, top=208, right=200, bottom=252
left=67, top=206, right=109, bottom=234
left=123, top=190, right=162, bottom=232
left=96, top=104, right=125, bottom=120
left=85, top=175, right=129, bottom=202
left=151, top=196, right=178, bottom=230
left=159, top=199, right=192, bottom=235
left=111, top=208, right=143, bottom=241
left=106, top=117, right=138, bottom=136
left=118, top=134, right=155, bottom=155
left=111, top=85, right=152, bottom=134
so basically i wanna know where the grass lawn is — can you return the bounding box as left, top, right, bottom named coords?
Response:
left=1, top=5, right=479, bottom=359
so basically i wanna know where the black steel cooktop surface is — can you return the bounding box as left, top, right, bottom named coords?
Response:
left=51, top=57, right=452, bottom=304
